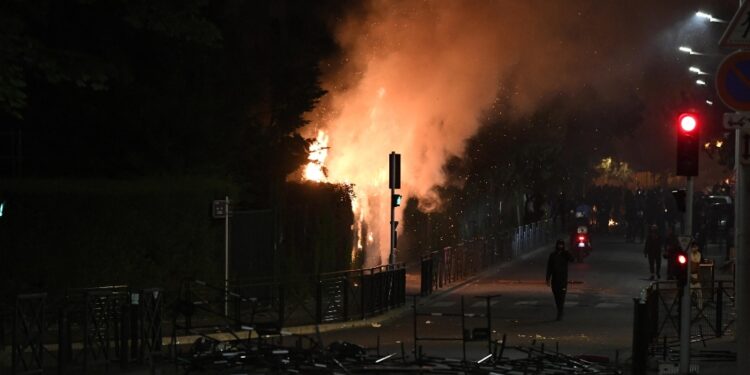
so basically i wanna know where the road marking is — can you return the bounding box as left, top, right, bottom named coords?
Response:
left=564, top=301, right=579, bottom=307
left=431, top=301, right=455, bottom=307
left=594, top=302, right=619, bottom=308
left=471, top=300, right=499, bottom=308
left=514, top=300, right=539, bottom=306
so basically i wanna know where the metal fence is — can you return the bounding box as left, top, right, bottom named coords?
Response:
left=172, top=264, right=407, bottom=338
left=420, top=219, right=555, bottom=296
left=1, top=286, right=164, bottom=374
left=631, top=279, right=735, bottom=374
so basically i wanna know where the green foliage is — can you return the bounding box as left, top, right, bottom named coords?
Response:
left=0, top=177, right=239, bottom=296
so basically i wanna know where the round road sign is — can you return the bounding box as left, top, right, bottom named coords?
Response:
left=716, top=51, right=750, bottom=111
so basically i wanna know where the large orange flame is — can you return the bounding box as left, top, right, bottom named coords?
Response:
left=304, top=130, right=329, bottom=182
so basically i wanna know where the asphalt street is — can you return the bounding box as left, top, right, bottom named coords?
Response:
left=319, top=233, right=662, bottom=362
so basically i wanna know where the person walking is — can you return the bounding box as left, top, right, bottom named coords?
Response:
left=644, top=225, right=662, bottom=280
left=663, top=227, right=680, bottom=280
left=546, top=239, right=573, bottom=320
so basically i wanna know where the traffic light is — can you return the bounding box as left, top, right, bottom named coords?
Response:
left=675, top=250, right=688, bottom=289
left=676, top=112, right=700, bottom=176
left=391, top=194, right=402, bottom=207
left=389, top=152, right=401, bottom=189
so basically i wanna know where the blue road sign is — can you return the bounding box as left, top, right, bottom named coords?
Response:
left=716, top=51, right=750, bottom=111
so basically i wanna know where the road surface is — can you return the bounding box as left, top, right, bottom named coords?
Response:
left=318, top=233, right=670, bottom=362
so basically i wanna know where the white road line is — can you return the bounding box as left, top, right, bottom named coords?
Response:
left=514, top=300, right=539, bottom=306
left=471, top=300, right=499, bottom=308
left=564, top=301, right=579, bottom=307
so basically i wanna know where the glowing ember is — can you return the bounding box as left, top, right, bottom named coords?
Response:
left=304, top=130, right=329, bottom=182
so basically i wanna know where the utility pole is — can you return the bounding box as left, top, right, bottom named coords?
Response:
left=675, top=111, right=699, bottom=374
left=679, top=176, right=693, bottom=374
left=224, top=195, right=230, bottom=317
left=736, top=127, right=749, bottom=375
left=389, top=152, right=401, bottom=265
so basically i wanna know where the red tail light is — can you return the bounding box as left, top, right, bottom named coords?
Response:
left=578, top=235, right=586, bottom=242
left=678, top=254, right=687, bottom=264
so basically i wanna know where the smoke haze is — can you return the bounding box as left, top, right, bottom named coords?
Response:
left=304, top=0, right=731, bottom=265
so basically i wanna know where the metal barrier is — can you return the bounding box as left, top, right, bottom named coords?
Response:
left=2, top=286, right=164, bottom=374
left=172, top=264, right=407, bottom=343
left=631, top=279, right=735, bottom=373
left=421, top=219, right=555, bottom=296
left=411, top=294, right=502, bottom=362
left=12, top=293, right=49, bottom=374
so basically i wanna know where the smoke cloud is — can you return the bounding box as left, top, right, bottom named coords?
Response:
left=304, top=0, right=708, bottom=265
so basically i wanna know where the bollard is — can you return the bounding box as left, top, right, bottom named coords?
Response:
left=716, top=281, right=724, bottom=337
left=632, top=298, right=647, bottom=375
left=58, top=307, right=70, bottom=374
left=316, top=276, right=323, bottom=324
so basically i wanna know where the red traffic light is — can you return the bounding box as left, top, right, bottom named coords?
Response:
left=678, top=113, right=697, bottom=132
left=677, top=254, right=687, bottom=264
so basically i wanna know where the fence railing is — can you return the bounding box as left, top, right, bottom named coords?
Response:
left=420, top=219, right=555, bottom=296
left=1, top=286, right=164, bottom=375
left=172, top=264, right=407, bottom=338
left=631, top=279, right=735, bottom=374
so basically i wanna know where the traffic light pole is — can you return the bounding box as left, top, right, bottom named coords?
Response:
left=679, top=176, right=693, bottom=374
left=224, top=195, right=230, bottom=317
left=736, top=127, right=750, bottom=375
left=390, top=186, right=396, bottom=265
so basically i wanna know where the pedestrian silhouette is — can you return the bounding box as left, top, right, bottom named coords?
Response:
left=546, top=239, right=574, bottom=320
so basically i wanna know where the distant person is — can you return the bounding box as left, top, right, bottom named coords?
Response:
left=689, top=244, right=704, bottom=310
left=663, top=227, right=680, bottom=280
left=546, top=240, right=574, bottom=321
left=644, top=225, right=662, bottom=280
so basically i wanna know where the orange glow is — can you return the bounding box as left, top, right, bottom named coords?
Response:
left=304, top=130, right=329, bottom=182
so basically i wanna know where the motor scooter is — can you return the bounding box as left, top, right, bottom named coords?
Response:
left=570, top=225, right=592, bottom=262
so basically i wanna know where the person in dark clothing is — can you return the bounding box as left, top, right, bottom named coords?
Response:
left=546, top=239, right=574, bottom=320
left=663, top=227, right=680, bottom=280
left=644, top=225, right=662, bottom=280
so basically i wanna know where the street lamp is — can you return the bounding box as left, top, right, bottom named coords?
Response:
left=679, top=46, right=704, bottom=55
left=696, top=79, right=707, bottom=86
left=706, top=100, right=714, bottom=105
left=695, top=11, right=726, bottom=23
left=689, top=66, right=708, bottom=75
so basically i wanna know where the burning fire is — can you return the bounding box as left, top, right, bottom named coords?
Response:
left=304, top=130, right=329, bottom=182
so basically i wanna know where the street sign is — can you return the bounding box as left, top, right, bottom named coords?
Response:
left=742, top=127, right=750, bottom=165
left=720, top=1, right=750, bottom=48
left=678, top=236, right=692, bottom=252
left=212, top=199, right=231, bottom=218
left=723, top=112, right=750, bottom=129
left=716, top=51, right=750, bottom=111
